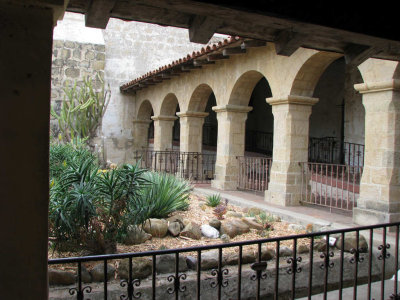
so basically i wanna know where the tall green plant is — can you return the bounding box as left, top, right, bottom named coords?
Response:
left=51, top=75, right=110, bottom=143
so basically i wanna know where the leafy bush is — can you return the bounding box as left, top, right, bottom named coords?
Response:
left=206, top=193, right=221, bottom=207
left=132, top=172, right=192, bottom=220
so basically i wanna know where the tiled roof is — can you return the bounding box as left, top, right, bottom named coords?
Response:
left=120, top=36, right=246, bottom=92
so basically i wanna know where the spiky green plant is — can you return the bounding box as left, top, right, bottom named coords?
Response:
left=206, top=193, right=221, bottom=207
left=133, top=172, right=192, bottom=220
left=51, top=75, right=110, bottom=143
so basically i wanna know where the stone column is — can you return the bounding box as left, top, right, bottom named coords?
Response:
left=133, top=119, right=152, bottom=150
left=265, top=95, right=318, bottom=206
left=211, top=105, right=252, bottom=190
left=177, top=111, right=208, bottom=180
left=0, top=3, right=57, bottom=299
left=353, top=80, right=400, bottom=225
left=151, top=115, right=177, bottom=151
left=177, top=111, right=209, bottom=153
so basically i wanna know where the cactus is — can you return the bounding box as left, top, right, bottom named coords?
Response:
left=51, top=74, right=111, bottom=143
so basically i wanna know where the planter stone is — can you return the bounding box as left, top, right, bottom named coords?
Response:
left=75, top=265, right=92, bottom=283
left=260, top=247, right=276, bottom=261
left=48, top=268, right=75, bottom=285
left=90, top=263, right=115, bottom=282
left=156, top=254, right=188, bottom=273
left=124, top=225, right=152, bottom=245
left=313, top=240, right=328, bottom=252
left=143, top=219, right=168, bottom=238
left=186, top=250, right=226, bottom=271
left=168, top=221, right=182, bottom=237
left=201, top=224, right=219, bottom=239
left=167, top=215, right=185, bottom=229
left=220, top=219, right=250, bottom=238
left=180, top=222, right=202, bottom=240
left=225, top=250, right=256, bottom=265
left=297, top=244, right=310, bottom=254
left=118, top=257, right=152, bottom=280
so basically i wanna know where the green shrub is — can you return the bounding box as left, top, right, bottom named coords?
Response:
left=206, top=193, right=221, bottom=207
left=133, top=172, right=192, bottom=220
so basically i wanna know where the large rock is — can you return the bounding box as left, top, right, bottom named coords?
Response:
left=241, top=217, right=264, bottom=230
left=48, top=269, right=75, bottom=285
left=180, top=222, right=202, bottom=240
left=209, top=219, right=221, bottom=230
left=167, top=215, right=185, bottom=229
left=124, top=225, right=152, bottom=245
left=90, top=263, right=115, bottom=282
left=258, top=247, right=276, bottom=261
left=279, top=246, right=293, bottom=257
left=76, top=265, right=91, bottom=283
left=335, top=232, right=368, bottom=253
left=118, top=257, right=152, bottom=280
left=156, top=254, right=188, bottom=273
left=247, top=207, right=263, bottom=216
left=143, top=219, right=168, bottom=238
left=220, top=219, right=250, bottom=238
left=201, top=224, right=220, bottom=239
left=168, top=221, right=182, bottom=237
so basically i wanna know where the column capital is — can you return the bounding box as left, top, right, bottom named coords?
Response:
left=266, top=95, right=319, bottom=106
left=176, top=111, right=209, bottom=118
left=354, top=79, right=400, bottom=94
left=212, top=104, right=253, bottom=113
left=132, top=119, right=152, bottom=125
left=151, top=115, right=178, bottom=121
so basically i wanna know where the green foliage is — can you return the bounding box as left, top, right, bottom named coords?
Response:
left=206, top=193, right=221, bottom=207
left=133, top=172, right=192, bottom=221
left=51, top=75, right=110, bottom=143
left=49, top=145, right=192, bottom=254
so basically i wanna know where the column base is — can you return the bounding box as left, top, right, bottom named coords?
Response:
left=265, top=188, right=301, bottom=207
left=353, top=207, right=400, bottom=226
left=211, top=179, right=237, bottom=191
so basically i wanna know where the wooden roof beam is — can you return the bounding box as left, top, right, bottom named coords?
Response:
left=344, top=43, right=383, bottom=67
left=193, top=59, right=215, bottom=66
left=241, top=40, right=267, bottom=49
left=85, top=0, right=118, bottom=29
left=188, top=15, right=222, bottom=44
left=222, top=47, right=246, bottom=56
left=274, top=30, right=305, bottom=56
left=207, top=54, right=230, bottom=61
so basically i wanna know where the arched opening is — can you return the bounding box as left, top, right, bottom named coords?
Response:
left=309, top=57, right=365, bottom=167
left=159, top=93, right=180, bottom=151
left=136, top=100, right=154, bottom=150
left=305, top=56, right=365, bottom=211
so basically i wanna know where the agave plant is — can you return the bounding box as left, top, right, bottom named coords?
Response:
left=206, top=193, right=221, bottom=207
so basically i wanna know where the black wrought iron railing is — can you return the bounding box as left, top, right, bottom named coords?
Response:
left=133, top=150, right=216, bottom=183
left=49, top=222, right=400, bottom=299
left=245, top=130, right=273, bottom=155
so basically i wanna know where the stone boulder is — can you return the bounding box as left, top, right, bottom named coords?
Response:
left=143, top=219, right=168, bottom=238
left=90, top=263, right=115, bottom=282
left=209, top=219, right=221, bottom=230
left=258, top=246, right=276, bottom=261
left=48, top=269, right=75, bottom=285
left=241, top=217, right=264, bottom=230
left=168, top=221, right=182, bottom=237
left=186, top=250, right=226, bottom=270
left=156, top=254, right=188, bottom=273
left=335, top=232, right=368, bottom=253
left=167, top=215, right=185, bottom=229
left=220, top=219, right=250, bottom=238
left=225, top=211, right=243, bottom=218
left=76, top=265, right=91, bottom=283
left=124, top=225, right=152, bottom=245
left=201, top=224, right=220, bottom=239
left=247, top=207, right=263, bottom=215
left=180, top=222, right=202, bottom=240
left=279, top=246, right=293, bottom=257
left=118, top=257, right=152, bottom=280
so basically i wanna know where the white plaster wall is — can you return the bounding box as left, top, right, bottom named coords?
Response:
left=53, top=12, right=104, bottom=45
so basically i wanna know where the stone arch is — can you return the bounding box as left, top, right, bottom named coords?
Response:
left=187, top=83, right=214, bottom=112
left=136, top=99, right=153, bottom=120
left=160, top=93, right=179, bottom=116
left=228, top=70, right=267, bottom=106
left=290, top=51, right=343, bottom=97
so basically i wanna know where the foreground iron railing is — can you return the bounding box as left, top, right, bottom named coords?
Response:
left=301, top=162, right=363, bottom=211
left=134, top=150, right=216, bottom=183
left=49, top=222, right=400, bottom=299
left=237, top=156, right=272, bottom=192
